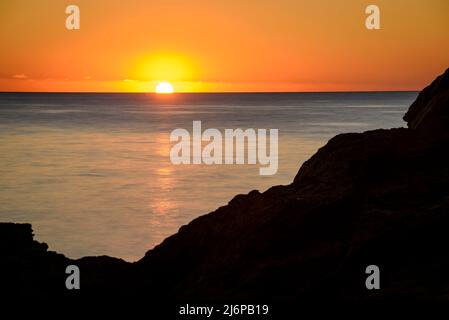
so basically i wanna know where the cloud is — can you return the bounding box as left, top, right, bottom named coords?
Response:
left=13, top=74, right=27, bottom=79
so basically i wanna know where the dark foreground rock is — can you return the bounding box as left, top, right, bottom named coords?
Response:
left=1, top=69, right=449, bottom=301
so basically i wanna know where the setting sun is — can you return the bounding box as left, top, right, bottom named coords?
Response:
left=155, top=82, right=174, bottom=94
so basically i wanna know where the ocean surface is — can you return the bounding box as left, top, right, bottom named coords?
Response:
left=0, top=92, right=417, bottom=261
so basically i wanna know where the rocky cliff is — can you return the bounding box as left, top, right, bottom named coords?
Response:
left=1, top=69, right=449, bottom=301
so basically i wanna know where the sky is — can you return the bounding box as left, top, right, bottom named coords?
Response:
left=0, top=0, right=448, bottom=92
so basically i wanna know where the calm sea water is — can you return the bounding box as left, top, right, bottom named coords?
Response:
left=0, top=92, right=417, bottom=261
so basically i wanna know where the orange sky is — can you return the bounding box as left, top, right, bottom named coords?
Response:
left=0, top=0, right=448, bottom=92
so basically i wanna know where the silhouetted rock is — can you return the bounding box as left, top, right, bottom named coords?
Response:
left=0, top=223, right=69, bottom=296
left=404, top=68, right=449, bottom=138
left=0, top=223, right=128, bottom=298
left=1, top=68, right=449, bottom=301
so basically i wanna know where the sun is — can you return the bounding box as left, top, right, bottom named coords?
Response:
left=155, top=82, right=174, bottom=94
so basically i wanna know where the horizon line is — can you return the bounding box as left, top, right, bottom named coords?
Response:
left=0, top=90, right=419, bottom=94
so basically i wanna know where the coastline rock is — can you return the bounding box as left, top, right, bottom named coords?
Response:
left=0, top=223, right=69, bottom=296
left=404, top=68, right=449, bottom=138
left=0, top=223, right=129, bottom=297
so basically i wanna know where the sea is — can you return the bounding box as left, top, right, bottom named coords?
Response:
left=0, top=92, right=417, bottom=261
